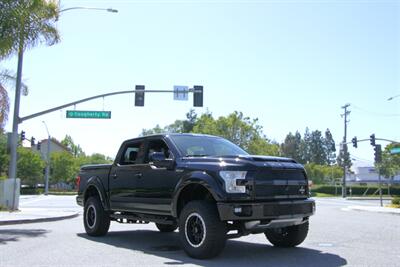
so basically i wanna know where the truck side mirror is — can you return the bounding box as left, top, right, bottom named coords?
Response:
left=149, top=152, right=175, bottom=170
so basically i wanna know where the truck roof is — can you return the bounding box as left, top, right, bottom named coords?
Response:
left=125, top=133, right=222, bottom=142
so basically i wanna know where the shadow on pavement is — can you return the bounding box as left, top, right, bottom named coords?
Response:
left=0, top=229, right=49, bottom=245
left=78, top=230, right=347, bottom=267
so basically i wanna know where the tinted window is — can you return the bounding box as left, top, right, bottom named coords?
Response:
left=144, top=139, right=172, bottom=163
left=119, top=142, right=145, bottom=165
left=170, top=135, right=248, bottom=157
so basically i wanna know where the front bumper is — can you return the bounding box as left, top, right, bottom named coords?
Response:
left=217, top=198, right=315, bottom=221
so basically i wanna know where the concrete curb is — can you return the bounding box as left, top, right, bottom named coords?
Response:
left=346, top=205, right=400, bottom=215
left=0, top=212, right=80, bottom=226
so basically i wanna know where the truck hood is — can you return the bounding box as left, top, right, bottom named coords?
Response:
left=181, top=155, right=304, bottom=170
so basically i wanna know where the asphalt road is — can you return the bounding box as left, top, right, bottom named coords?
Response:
left=1, top=197, right=399, bottom=267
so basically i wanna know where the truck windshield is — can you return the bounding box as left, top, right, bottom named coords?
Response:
left=169, top=135, right=249, bottom=157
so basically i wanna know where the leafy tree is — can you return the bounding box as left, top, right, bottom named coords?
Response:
left=281, top=131, right=303, bottom=163
left=50, top=151, right=76, bottom=184
left=141, top=110, right=199, bottom=136
left=304, top=163, right=343, bottom=184
left=0, top=132, right=9, bottom=177
left=17, top=147, right=45, bottom=185
left=0, top=84, right=9, bottom=130
left=324, top=129, right=336, bottom=165
left=337, top=144, right=352, bottom=170
left=378, top=143, right=400, bottom=179
left=61, top=135, right=84, bottom=157
left=308, top=130, right=326, bottom=165
left=141, top=124, right=164, bottom=136
left=302, top=128, right=312, bottom=163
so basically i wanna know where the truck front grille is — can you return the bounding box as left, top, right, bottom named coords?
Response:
left=253, top=169, right=308, bottom=199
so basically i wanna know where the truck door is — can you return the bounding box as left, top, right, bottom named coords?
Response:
left=109, top=140, right=146, bottom=211
left=133, top=138, right=180, bottom=215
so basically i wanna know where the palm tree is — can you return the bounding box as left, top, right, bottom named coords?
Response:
left=0, top=83, right=9, bottom=131
left=0, top=70, right=30, bottom=130
left=0, top=0, right=60, bottom=59
left=0, top=0, right=59, bottom=131
left=0, top=0, right=60, bottom=195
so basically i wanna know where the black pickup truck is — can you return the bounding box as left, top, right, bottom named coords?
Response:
left=76, top=133, right=315, bottom=259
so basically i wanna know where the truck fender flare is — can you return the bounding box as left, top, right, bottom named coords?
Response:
left=171, top=171, right=224, bottom=217
left=84, top=176, right=109, bottom=210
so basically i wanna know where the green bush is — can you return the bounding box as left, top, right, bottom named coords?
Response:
left=20, top=188, right=44, bottom=195
left=311, top=185, right=400, bottom=196
left=392, top=197, right=400, bottom=205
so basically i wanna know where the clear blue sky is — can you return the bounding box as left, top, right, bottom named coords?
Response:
left=2, top=0, right=400, bottom=166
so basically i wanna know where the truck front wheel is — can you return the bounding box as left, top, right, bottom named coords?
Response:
left=84, top=196, right=110, bottom=236
left=264, top=221, right=309, bottom=247
left=179, top=201, right=227, bottom=259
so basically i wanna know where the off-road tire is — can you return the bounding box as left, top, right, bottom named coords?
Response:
left=84, top=196, right=110, bottom=236
left=155, top=223, right=178, bottom=232
left=265, top=221, right=309, bottom=247
left=179, top=201, right=227, bottom=259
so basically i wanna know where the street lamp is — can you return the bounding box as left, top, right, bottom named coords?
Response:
left=42, top=121, right=51, bottom=196
left=387, top=94, right=400, bottom=101
left=59, top=7, right=118, bottom=13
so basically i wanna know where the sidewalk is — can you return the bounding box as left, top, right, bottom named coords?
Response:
left=346, top=205, right=400, bottom=215
left=0, top=195, right=80, bottom=225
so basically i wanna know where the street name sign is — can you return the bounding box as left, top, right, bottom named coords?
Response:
left=173, top=85, right=189, bottom=101
left=66, top=110, right=111, bottom=119
left=390, top=147, right=400, bottom=154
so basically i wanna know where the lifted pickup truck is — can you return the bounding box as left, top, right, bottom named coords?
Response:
left=76, top=133, right=315, bottom=259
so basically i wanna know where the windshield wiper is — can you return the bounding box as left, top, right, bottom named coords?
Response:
left=184, top=154, right=210, bottom=157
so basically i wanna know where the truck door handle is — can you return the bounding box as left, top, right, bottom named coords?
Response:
left=135, top=173, right=142, bottom=178
left=112, top=173, right=118, bottom=179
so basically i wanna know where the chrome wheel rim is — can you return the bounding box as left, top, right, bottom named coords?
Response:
left=185, top=212, right=206, bottom=248
left=86, top=204, right=97, bottom=229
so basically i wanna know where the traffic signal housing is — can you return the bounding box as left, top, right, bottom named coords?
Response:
left=352, top=137, right=358, bottom=148
left=37, top=142, right=41, bottom=151
left=374, top=144, right=382, bottom=163
left=135, top=85, right=145, bottom=106
left=20, top=131, right=26, bottom=142
left=31, top=137, right=35, bottom=147
left=370, top=134, right=376, bottom=146
left=193, top=85, right=203, bottom=107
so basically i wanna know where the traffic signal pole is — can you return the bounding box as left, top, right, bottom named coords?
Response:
left=19, top=88, right=203, bottom=123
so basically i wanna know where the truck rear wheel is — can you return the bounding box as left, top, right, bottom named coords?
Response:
left=179, top=201, right=227, bottom=259
left=84, top=196, right=110, bottom=236
left=155, top=223, right=178, bottom=232
left=264, top=221, right=309, bottom=247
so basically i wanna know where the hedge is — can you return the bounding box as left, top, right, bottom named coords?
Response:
left=311, top=185, right=400, bottom=196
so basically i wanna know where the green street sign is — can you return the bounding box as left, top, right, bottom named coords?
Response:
left=66, top=110, right=111, bottom=119
left=390, top=147, right=400, bottom=154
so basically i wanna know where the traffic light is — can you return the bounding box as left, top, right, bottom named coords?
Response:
left=20, top=131, right=25, bottom=142
left=31, top=137, right=36, bottom=147
left=193, top=85, right=203, bottom=107
left=374, top=144, right=382, bottom=163
left=352, top=137, right=358, bottom=148
left=37, top=142, right=41, bottom=151
left=370, top=134, right=376, bottom=146
left=135, top=85, right=145, bottom=106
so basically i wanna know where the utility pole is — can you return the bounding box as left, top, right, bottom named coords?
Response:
left=341, top=103, right=351, bottom=198
left=42, top=121, right=51, bottom=195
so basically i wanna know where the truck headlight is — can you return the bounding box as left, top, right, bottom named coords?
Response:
left=219, top=171, right=247, bottom=193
